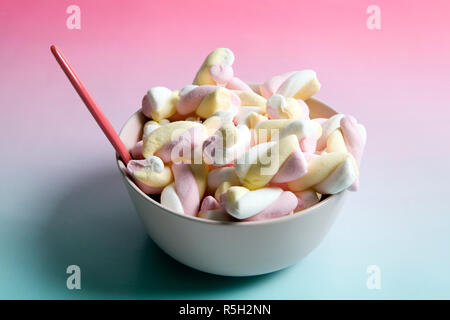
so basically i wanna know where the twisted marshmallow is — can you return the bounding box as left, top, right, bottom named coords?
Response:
left=219, top=186, right=297, bottom=221
left=160, top=163, right=208, bottom=216
left=198, top=196, right=233, bottom=221
left=287, top=152, right=358, bottom=194
left=127, top=156, right=173, bottom=194
left=255, top=119, right=322, bottom=153
left=316, top=114, right=366, bottom=190
left=202, top=123, right=251, bottom=166
left=207, top=166, right=241, bottom=193
left=260, top=70, right=321, bottom=100
left=193, top=48, right=253, bottom=92
left=142, top=87, right=179, bottom=121
left=142, top=121, right=205, bottom=163
left=177, top=85, right=241, bottom=120
left=130, top=120, right=161, bottom=159
left=266, top=94, right=310, bottom=120
left=234, top=134, right=307, bottom=189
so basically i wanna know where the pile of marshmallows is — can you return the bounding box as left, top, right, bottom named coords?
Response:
left=126, top=48, right=366, bottom=222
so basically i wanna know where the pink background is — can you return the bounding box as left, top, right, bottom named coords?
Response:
left=1, top=0, right=449, bottom=298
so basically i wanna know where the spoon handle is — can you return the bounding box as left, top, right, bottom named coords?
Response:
left=51, top=45, right=132, bottom=164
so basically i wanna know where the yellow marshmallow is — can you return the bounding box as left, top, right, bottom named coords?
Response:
left=216, top=123, right=239, bottom=148
left=203, top=116, right=222, bottom=136
left=133, top=166, right=173, bottom=188
left=287, top=152, right=357, bottom=192
left=189, top=163, right=209, bottom=200
left=325, top=130, right=359, bottom=174
left=146, top=89, right=179, bottom=121
left=326, top=130, right=348, bottom=153
left=193, top=48, right=234, bottom=85
left=142, top=121, right=201, bottom=158
left=277, top=97, right=304, bottom=119
left=255, top=119, right=322, bottom=143
left=223, top=186, right=249, bottom=203
left=255, top=119, right=293, bottom=143
left=196, top=87, right=232, bottom=119
left=234, top=90, right=267, bottom=112
left=214, top=181, right=235, bottom=201
left=245, top=112, right=268, bottom=129
left=293, top=77, right=321, bottom=100
left=236, top=135, right=299, bottom=190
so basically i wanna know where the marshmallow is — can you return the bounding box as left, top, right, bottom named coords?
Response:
left=127, top=156, right=173, bottom=194
left=209, top=64, right=234, bottom=86
left=287, top=152, right=358, bottom=194
left=254, top=119, right=322, bottom=153
left=207, top=166, right=241, bottom=192
left=177, top=86, right=241, bottom=120
left=202, top=115, right=224, bottom=136
left=261, top=70, right=321, bottom=100
left=340, top=115, right=366, bottom=191
left=142, top=87, right=179, bottom=121
left=242, top=112, right=268, bottom=129
left=130, top=140, right=144, bottom=159
left=177, top=85, right=215, bottom=115
left=130, top=121, right=164, bottom=159
left=193, top=48, right=253, bottom=92
left=198, top=196, right=233, bottom=221
left=316, top=114, right=345, bottom=151
left=235, top=106, right=264, bottom=125
left=160, top=183, right=185, bottom=214
left=219, top=186, right=297, bottom=221
left=233, top=90, right=267, bottom=112
left=194, top=48, right=235, bottom=85
left=203, top=124, right=251, bottom=166
left=143, top=120, right=161, bottom=138
left=196, top=87, right=240, bottom=119
left=142, top=121, right=205, bottom=163
left=246, top=82, right=262, bottom=95
left=270, top=149, right=307, bottom=184
left=340, top=115, right=366, bottom=166
left=235, top=134, right=306, bottom=189
left=315, top=114, right=366, bottom=191
left=161, top=163, right=208, bottom=216
left=314, top=156, right=357, bottom=194
left=266, top=94, right=309, bottom=120
left=293, top=190, right=320, bottom=212
left=225, top=77, right=253, bottom=92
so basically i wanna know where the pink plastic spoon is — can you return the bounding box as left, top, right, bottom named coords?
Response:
left=50, top=45, right=132, bottom=164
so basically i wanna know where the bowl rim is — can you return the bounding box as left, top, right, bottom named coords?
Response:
left=116, top=97, right=344, bottom=227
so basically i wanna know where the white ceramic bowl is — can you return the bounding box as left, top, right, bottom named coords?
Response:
left=117, top=98, right=346, bottom=276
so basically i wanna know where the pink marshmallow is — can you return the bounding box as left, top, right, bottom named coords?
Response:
left=130, top=140, right=144, bottom=159
left=260, top=71, right=296, bottom=98
left=299, top=136, right=317, bottom=153
left=340, top=115, right=365, bottom=192
left=245, top=191, right=297, bottom=221
left=155, top=126, right=204, bottom=163
left=200, top=195, right=222, bottom=214
left=172, top=163, right=201, bottom=216
left=226, top=77, right=253, bottom=92
left=294, top=190, right=320, bottom=212
left=271, top=150, right=307, bottom=184
left=177, top=85, right=217, bottom=115
left=298, top=99, right=310, bottom=119
left=340, top=115, right=364, bottom=165
left=127, top=160, right=164, bottom=194
left=209, top=65, right=234, bottom=86
left=304, top=152, right=320, bottom=162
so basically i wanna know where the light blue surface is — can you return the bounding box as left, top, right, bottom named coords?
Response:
left=1, top=148, right=449, bottom=299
